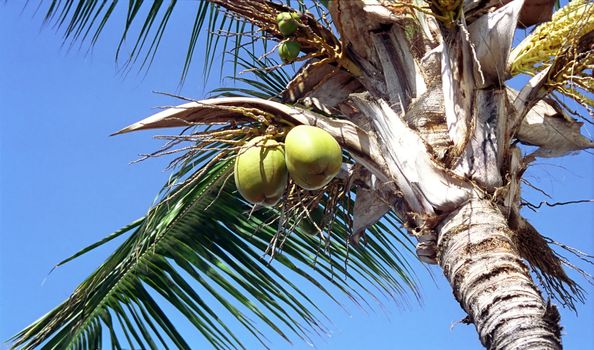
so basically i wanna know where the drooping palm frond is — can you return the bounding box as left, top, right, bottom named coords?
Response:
left=38, top=0, right=332, bottom=83
left=10, top=2, right=425, bottom=349
left=10, top=125, right=419, bottom=349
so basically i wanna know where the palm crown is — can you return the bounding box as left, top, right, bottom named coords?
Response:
left=10, top=0, right=594, bottom=349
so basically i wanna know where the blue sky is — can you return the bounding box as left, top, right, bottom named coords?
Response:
left=1, top=2, right=593, bottom=349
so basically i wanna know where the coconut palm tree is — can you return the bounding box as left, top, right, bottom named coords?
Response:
left=10, top=0, right=594, bottom=349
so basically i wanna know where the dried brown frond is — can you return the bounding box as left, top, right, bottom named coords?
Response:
left=544, top=236, right=594, bottom=287
left=509, top=214, right=587, bottom=310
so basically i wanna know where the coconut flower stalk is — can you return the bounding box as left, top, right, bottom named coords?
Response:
left=10, top=0, right=594, bottom=350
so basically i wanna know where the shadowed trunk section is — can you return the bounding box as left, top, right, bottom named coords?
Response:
left=436, top=198, right=562, bottom=350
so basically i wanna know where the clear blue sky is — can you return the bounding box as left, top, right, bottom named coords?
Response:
left=1, top=2, right=593, bottom=349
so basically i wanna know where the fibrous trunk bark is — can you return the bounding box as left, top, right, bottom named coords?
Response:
left=437, top=198, right=562, bottom=349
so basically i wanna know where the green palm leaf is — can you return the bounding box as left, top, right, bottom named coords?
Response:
left=43, top=0, right=234, bottom=82
left=40, top=0, right=329, bottom=83
left=209, top=49, right=292, bottom=99
left=11, top=134, right=419, bottom=349
left=13, top=2, right=422, bottom=348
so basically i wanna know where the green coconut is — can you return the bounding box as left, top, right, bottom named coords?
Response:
left=278, top=41, right=301, bottom=63
left=284, top=125, right=342, bottom=190
left=276, top=12, right=300, bottom=36
left=234, top=137, right=288, bottom=206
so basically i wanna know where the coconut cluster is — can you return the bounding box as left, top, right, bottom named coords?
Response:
left=276, top=12, right=301, bottom=63
left=234, top=125, right=342, bottom=206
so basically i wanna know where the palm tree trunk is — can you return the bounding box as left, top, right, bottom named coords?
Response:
left=436, top=197, right=562, bottom=349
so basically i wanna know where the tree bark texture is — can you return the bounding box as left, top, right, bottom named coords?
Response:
left=437, top=198, right=562, bottom=349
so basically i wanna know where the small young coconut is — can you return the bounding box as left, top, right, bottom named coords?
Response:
left=284, top=125, right=342, bottom=190
left=276, top=12, right=300, bottom=36
left=278, top=41, right=301, bottom=63
left=234, top=137, right=288, bottom=206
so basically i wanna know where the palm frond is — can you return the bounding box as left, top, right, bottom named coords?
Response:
left=210, top=49, right=292, bottom=99
left=40, top=0, right=241, bottom=83
left=11, top=125, right=419, bottom=349
left=12, top=3, right=422, bottom=347
left=37, top=0, right=333, bottom=84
